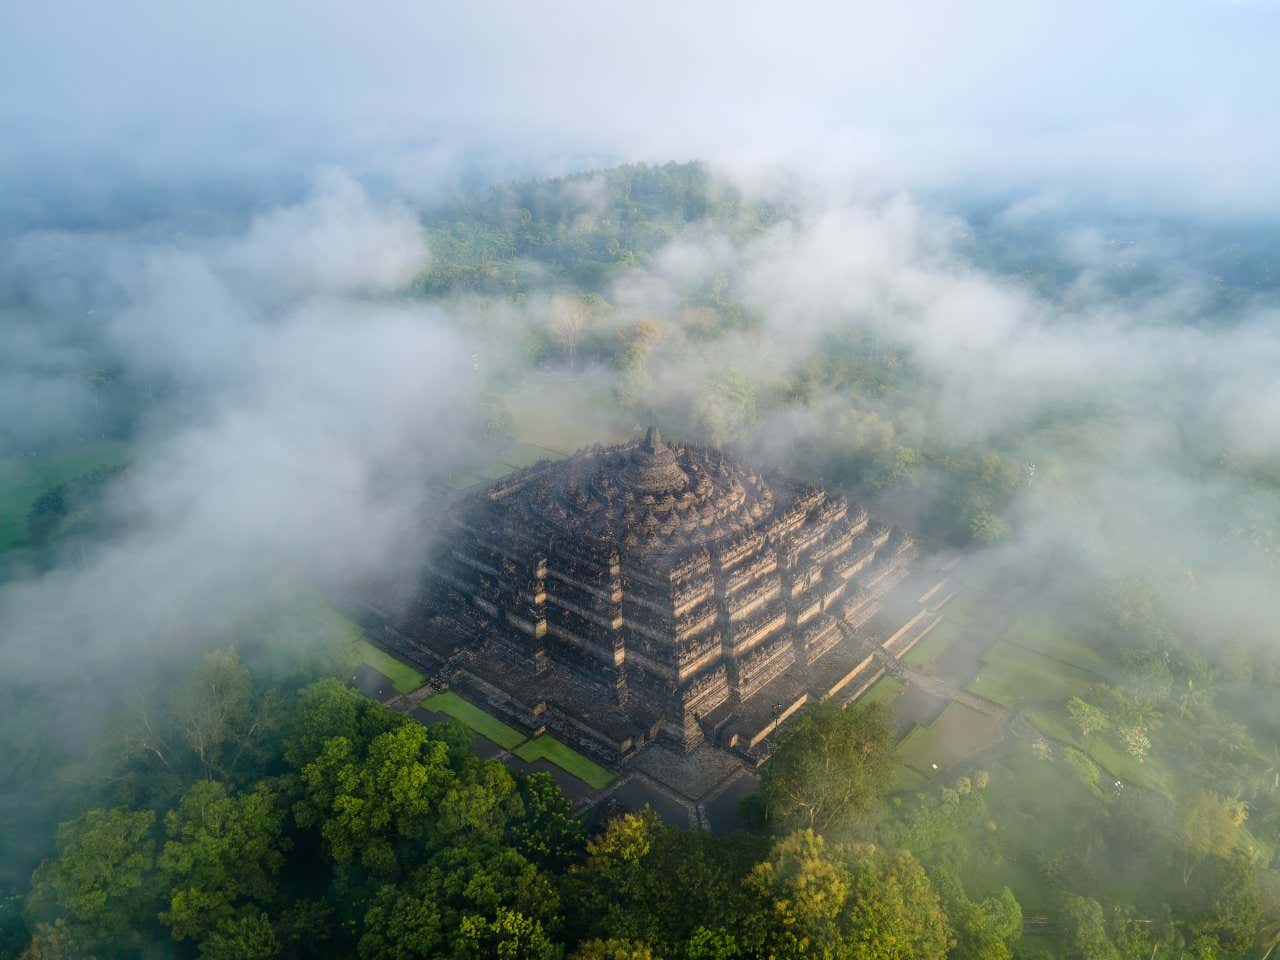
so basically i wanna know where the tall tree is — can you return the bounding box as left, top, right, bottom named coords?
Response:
left=1060, top=897, right=1119, bottom=960
left=171, top=648, right=255, bottom=780
left=759, top=702, right=895, bottom=838
left=294, top=723, right=454, bottom=875
left=739, top=830, right=951, bottom=960
left=159, top=780, right=289, bottom=944
left=25, top=808, right=158, bottom=956
left=1176, top=791, right=1248, bottom=885
left=507, top=772, right=586, bottom=872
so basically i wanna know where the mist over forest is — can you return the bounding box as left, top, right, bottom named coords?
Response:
left=3, top=3, right=1280, bottom=959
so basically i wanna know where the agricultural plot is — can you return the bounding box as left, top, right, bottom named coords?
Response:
left=513, top=735, right=615, bottom=789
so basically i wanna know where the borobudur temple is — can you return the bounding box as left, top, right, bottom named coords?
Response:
left=412, top=428, right=915, bottom=761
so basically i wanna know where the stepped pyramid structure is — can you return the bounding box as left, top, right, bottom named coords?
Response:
left=414, top=429, right=915, bottom=760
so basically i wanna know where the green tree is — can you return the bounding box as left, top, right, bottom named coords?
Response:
left=570, top=939, right=656, bottom=960
left=740, top=831, right=951, bottom=960
left=759, top=702, right=895, bottom=837
left=452, top=908, right=560, bottom=960
left=198, top=909, right=279, bottom=960
left=1182, top=855, right=1262, bottom=955
left=564, top=810, right=752, bottom=952
left=683, top=926, right=738, bottom=960
left=26, top=808, right=158, bottom=954
left=968, top=510, right=1010, bottom=546
left=171, top=648, right=255, bottom=780
left=1065, top=698, right=1110, bottom=740
left=508, top=773, right=586, bottom=871
left=294, top=723, right=455, bottom=875
left=358, top=884, right=444, bottom=960
left=1060, top=897, right=1119, bottom=960
left=159, top=780, right=288, bottom=943
left=283, top=678, right=362, bottom=768
left=16, top=920, right=76, bottom=960
left=439, top=758, right=523, bottom=842
left=283, top=677, right=409, bottom=770
left=947, top=885, right=1022, bottom=960
left=1176, top=791, right=1248, bottom=885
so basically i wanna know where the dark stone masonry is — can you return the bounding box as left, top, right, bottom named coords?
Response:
left=408, top=428, right=915, bottom=763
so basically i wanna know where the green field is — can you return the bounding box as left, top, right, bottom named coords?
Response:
left=1026, top=702, right=1173, bottom=797
left=902, top=622, right=953, bottom=671
left=861, top=675, right=905, bottom=707
left=896, top=702, right=1004, bottom=778
left=968, top=641, right=1097, bottom=708
left=353, top=639, right=426, bottom=695
left=890, top=764, right=928, bottom=793
left=421, top=691, right=526, bottom=750
left=513, top=735, right=615, bottom=789
left=1002, top=614, right=1109, bottom=677
left=0, top=442, right=130, bottom=550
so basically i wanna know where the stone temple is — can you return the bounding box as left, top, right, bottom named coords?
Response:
left=411, top=429, right=915, bottom=762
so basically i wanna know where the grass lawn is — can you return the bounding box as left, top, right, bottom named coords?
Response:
left=352, top=639, right=425, bottom=695
left=861, top=675, right=905, bottom=707
left=421, top=691, right=526, bottom=750
left=890, top=764, right=928, bottom=793
left=1002, top=614, right=1109, bottom=677
left=902, top=621, right=954, bottom=671
left=968, top=742, right=1109, bottom=913
left=896, top=702, right=1004, bottom=777
left=312, top=605, right=426, bottom=695
left=0, top=442, right=130, bottom=550
left=968, top=641, right=1097, bottom=709
left=1026, top=702, right=1173, bottom=797
left=513, top=735, right=615, bottom=789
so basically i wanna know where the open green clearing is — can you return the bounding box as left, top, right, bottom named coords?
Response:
left=1026, top=701, right=1174, bottom=796
left=352, top=639, right=426, bottom=695
left=1001, top=614, right=1109, bottom=676
left=860, top=675, right=904, bottom=707
left=889, top=764, right=928, bottom=793
left=312, top=604, right=427, bottom=695
left=513, top=735, right=616, bottom=789
left=420, top=691, right=526, bottom=750
left=896, top=701, right=1004, bottom=778
left=0, top=442, right=130, bottom=550
left=902, top=621, right=953, bottom=671
left=968, top=640, right=1097, bottom=708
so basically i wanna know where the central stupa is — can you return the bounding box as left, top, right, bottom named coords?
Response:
left=414, top=429, right=914, bottom=758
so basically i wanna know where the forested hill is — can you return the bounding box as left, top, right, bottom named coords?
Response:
left=414, top=162, right=784, bottom=296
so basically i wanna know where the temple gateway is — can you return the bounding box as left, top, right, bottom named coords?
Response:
left=412, top=429, right=914, bottom=762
